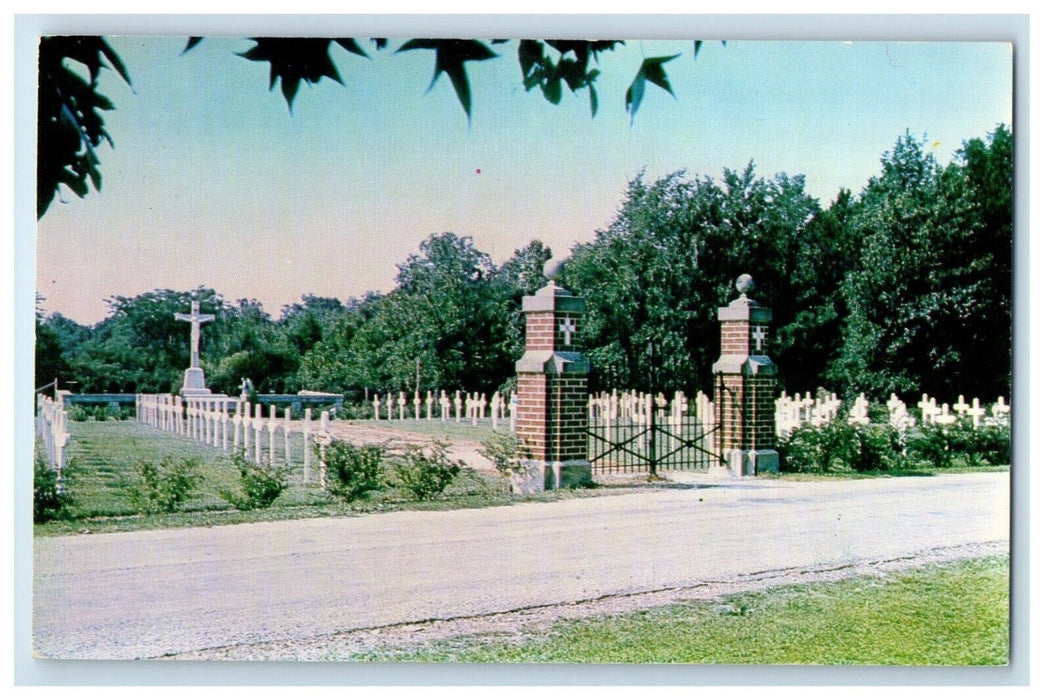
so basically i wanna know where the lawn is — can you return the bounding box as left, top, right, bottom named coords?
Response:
left=35, top=420, right=600, bottom=536
left=355, top=555, right=1010, bottom=665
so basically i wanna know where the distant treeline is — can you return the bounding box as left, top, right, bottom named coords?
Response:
left=36, top=127, right=1012, bottom=404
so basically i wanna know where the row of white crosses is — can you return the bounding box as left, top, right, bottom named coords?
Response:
left=917, top=393, right=1011, bottom=428
left=135, top=394, right=333, bottom=484
left=36, top=392, right=72, bottom=491
left=369, top=390, right=518, bottom=430
left=588, top=389, right=717, bottom=435
left=776, top=390, right=1012, bottom=438
left=774, top=391, right=845, bottom=438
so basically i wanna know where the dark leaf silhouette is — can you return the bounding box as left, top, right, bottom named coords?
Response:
left=625, top=54, right=679, bottom=124
left=37, top=36, right=132, bottom=218
left=239, top=38, right=367, bottom=108
left=397, top=39, right=499, bottom=118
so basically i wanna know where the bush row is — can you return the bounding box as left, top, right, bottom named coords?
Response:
left=779, top=419, right=1011, bottom=474
left=321, top=438, right=464, bottom=503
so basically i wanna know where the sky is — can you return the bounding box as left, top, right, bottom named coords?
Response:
left=33, top=33, right=1013, bottom=325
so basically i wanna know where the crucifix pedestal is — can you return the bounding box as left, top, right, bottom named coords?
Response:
left=175, top=300, right=216, bottom=397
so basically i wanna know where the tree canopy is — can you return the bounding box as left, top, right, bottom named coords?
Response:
left=38, top=126, right=1012, bottom=405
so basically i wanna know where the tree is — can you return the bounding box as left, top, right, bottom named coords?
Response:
left=37, top=36, right=711, bottom=218
left=829, top=129, right=1012, bottom=400
left=207, top=298, right=299, bottom=395
left=561, top=166, right=821, bottom=395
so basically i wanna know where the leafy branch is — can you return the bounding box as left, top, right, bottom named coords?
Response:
left=38, top=37, right=716, bottom=218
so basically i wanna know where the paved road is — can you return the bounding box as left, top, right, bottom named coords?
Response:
left=33, top=472, right=1010, bottom=659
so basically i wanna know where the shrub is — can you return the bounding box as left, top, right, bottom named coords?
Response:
left=392, top=439, right=464, bottom=501
left=855, top=423, right=906, bottom=472
left=782, top=416, right=1011, bottom=474
left=220, top=453, right=287, bottom=510
left=34, top=452, right=74, bottom=523
left=127, top=455, right=203, bottom=513
left=779, top=419, right=859, bottom=473
left=320, top=439, right=387, bottom=502
left=340, top=402, right=377, bottom=421
left=968, top=424, right=1012, bottom=466
left=66, top=404, right=90, bottom=422
left=479, top=432, right=522, bottom=476
left=906, top=422, right=1011, bottom=469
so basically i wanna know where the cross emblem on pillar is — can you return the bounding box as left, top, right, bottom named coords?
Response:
left=752, top=325, right=766, bottom=352
left=559, top=316, right=577, bottom=346
left=175, top=301, right=215, bottom=369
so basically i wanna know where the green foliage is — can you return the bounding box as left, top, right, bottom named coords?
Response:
left=779, top=419, right=862, bottom=473
left=625, top=54, right=679, bottom=123
left=219, top=453, right=287, bottom=510
left=855, top=423, right=907, bottom=473
left=64, top=403, right=131, bottom=421
left=906, top=423, right=1011, bottom=470
left=397, top=39, right=499, bottom=119
left=35, top=118, right=1011, bottom=407
left=38, top=38, right=715, bottom=217
left=320, top=439, right=387, bottom=502
left=478, top=432, right=522, bottom=476
left=561, top=166, right=822, bottom=394
left=830, top=130, right=1012, bottom=400
left=392, top=439, right=464, bottom=501
left=127, top=455, right=203, bottom=513
left=518, top=40, right=624, bottom=117
left=781, top=417, right=1010, bottom=473
left=237, top=38, right=368, bottom=107
left=34, top=452, right=74, bottom=523
left=66, top=404, right=90, bottom=422
left=37, top=36, right=132, bottom=217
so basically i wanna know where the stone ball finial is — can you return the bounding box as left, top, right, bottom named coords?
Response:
left=544, top=259, right=565, bottom=283
left=735, top=274, right=755, bottom=297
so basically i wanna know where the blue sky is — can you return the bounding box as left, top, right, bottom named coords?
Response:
left=34, top=35, right=1012, bottom=324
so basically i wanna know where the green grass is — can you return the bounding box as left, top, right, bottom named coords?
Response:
left=354, top=555, right=1009, bottom=665
left=34, top=420, right=602, bottom=536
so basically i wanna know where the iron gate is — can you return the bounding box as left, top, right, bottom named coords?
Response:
left=586, top=383, right=728, bottom=475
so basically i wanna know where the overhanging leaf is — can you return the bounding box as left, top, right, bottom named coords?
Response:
left=397, top=39, right=498, bottom=118
left=625, top=54, right=679, bottom=124
left=334, top=39, right=368, bottom=58
left=239, top=38, right=368, bottom=109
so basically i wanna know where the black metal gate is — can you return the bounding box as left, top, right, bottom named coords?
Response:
left=586, top=388, right=724, bottom=475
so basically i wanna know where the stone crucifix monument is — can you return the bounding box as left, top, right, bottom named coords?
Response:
left=175, top=300, right=215, bottom=397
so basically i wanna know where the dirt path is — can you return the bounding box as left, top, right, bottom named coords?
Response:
left=319, top=421, right=497, bottom=474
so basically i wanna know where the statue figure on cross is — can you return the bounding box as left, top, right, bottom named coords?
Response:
left=175, top=300, right=215, bottom=369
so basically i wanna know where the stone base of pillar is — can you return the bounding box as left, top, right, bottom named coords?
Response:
left=516, top=459, right=592, bottom=492
left=750, top=449, right=780, bottom=474
left=180, top=367, right=212, bottom=396
left=723, top=448, right=780, bottom=477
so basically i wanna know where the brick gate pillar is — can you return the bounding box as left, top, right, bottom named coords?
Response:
left=712, top=274, right=780, bottom=476
left=514, top=279, right=591, bottom=491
